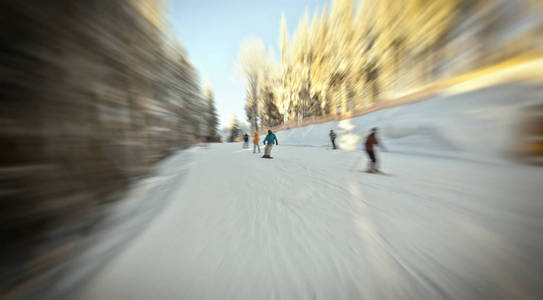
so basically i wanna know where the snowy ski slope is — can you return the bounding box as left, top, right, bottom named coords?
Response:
left=73, top=82, right=543, bottom=300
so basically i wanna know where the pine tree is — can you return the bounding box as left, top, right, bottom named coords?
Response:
left=228, top=113, right=241, bottom=142
left=245, top=85, right=258, bottom=132
left=203, top=85, right=219, bottom=141
left=237, top=39, right=267, bottom=131
left=260, top=88, right=282, bottom=127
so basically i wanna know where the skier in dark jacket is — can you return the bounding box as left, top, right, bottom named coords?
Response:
left=329, top=130, right=337, bottom=149
left=243, top=133, right=249, bottom=148
left=364, top=127, right=386, bottom=172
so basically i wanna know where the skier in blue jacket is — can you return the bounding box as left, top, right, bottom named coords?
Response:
left=262, top=130, right=278, bottom=158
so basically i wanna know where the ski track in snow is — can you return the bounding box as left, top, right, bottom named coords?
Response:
left=74, top=142, right=543, bottom=300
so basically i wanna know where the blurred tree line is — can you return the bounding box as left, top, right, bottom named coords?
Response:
left=0, top=0, right=218, bottom=296
left=228, top=114, right=242, bottom=142
left=240, top=0, right=543, bottom=130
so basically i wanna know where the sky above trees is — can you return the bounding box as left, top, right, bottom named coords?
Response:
left=167, top=0, right=327, bottom=128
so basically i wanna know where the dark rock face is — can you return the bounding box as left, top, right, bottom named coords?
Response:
left=0, top=1, right=208, bottom=296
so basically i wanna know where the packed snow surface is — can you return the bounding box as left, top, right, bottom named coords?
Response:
left=75, top=83, right=543, bottom=299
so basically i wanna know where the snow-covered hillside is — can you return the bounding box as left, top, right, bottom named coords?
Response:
left=273, top=83, right=542, bottom=163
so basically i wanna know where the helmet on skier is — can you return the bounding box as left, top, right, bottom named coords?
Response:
left=268, top=130, right=272, bottom=134
left=371, top=127, right=378, bottom=133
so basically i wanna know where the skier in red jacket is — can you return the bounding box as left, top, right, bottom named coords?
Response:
left=364, top=127, right=386, bottom=172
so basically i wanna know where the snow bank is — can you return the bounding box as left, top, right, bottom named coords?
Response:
left=44, top=149, right=196, bottom=299
left=272, top=83, right=543, bottom=161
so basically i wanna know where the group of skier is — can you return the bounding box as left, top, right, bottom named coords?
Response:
left=242, top=130, right=278, bottom=159
left=243, top=127, right=384, bottom=172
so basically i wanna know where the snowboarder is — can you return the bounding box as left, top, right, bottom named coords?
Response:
left=253, top=132, right=261, bottom=153
left=243, top=133, right=249, bottom=148
left=329, top=129, right=337, bottom=149
left=364, top=127, right=386, bottom=172
left=262, top=129, right=278, bottom=158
